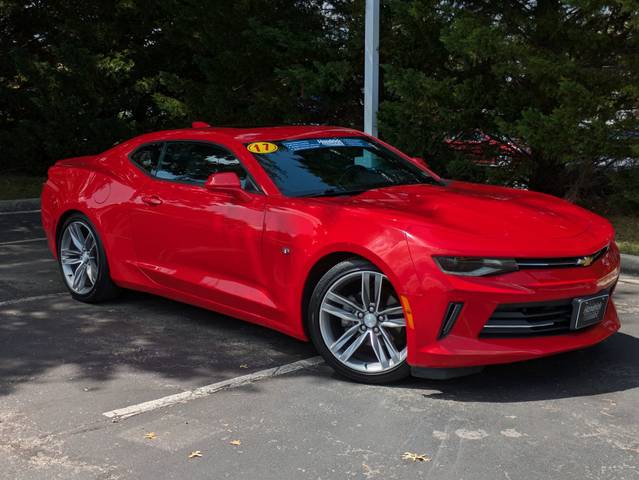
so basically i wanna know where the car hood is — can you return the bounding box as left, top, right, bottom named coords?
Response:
left=320, top=181, right=613, bottom=257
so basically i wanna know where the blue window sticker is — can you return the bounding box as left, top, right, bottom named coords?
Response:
left=281, top=140, right=321, bottom=152
left=316, top=138, right=345, bottom=147
left=282, top=137, right=374, bottom=152
left=342, top=138, right=374, bottom=148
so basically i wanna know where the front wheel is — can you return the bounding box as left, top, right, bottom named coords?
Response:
left=308, top=259, right=410, bottom=384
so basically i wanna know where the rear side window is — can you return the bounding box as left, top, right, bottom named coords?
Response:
left=155, top=141, right=258, bottom=191
left=130, top=143, right=163, bottom=174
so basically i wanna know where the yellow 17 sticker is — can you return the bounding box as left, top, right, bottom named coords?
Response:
left=247, top=142, right=278, bottom=154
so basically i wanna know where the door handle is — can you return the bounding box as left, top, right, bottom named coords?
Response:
left=142, top=195, right=163, bottom=206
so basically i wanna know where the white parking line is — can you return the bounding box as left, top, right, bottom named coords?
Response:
left=619, top=275, right=639, bottom=285
left=0, top=237, right=48, bottom=246
left=0, top=293, right=66, bottom=307
left=103, top=356, right=325, bottom=420
left=0, top=209, right=41, bottom=215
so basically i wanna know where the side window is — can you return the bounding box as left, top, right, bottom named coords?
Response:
left=156, top=142, right=259, bottom=192
left=130, top=143, right=163, bottom=174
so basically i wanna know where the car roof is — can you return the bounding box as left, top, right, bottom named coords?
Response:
left=134, top=125, right=366, bottom=145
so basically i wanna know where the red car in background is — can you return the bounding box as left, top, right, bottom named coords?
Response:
left=41, top=124, right=620, bottom=383
left=445, top=130, right=530, bottom=167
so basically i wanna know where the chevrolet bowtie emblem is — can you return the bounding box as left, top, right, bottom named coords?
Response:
left=578, top=255, right=594, bottom=267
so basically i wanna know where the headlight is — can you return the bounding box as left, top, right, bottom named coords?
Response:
left=433, top=256, right=519, bottom=276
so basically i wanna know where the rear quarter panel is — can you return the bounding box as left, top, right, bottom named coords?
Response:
left=40, top=151, right=142, bottom=283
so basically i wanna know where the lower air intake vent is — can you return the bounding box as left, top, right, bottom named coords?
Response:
left=480, top=298, right=573, bottom=337
left=438, top=302, right=463, bottom=339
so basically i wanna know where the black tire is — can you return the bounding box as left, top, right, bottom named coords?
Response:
left=308, top=258, right=410, bottom=384
left=57, top=213, right=120, bottom=303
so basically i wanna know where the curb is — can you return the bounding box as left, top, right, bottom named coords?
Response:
left=621, top=254, right=639, bottom=278
left=0, top=198, right=41, bottom=213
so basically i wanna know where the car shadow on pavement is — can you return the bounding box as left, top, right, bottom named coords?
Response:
left=0, top=290, right=315, bottom=396
left=398, top=332, right=639, bottom=403
left=2, top=283, right=637, bottom=403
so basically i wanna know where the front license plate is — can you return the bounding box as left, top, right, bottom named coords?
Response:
left=571, top=294, right=609, bottom=330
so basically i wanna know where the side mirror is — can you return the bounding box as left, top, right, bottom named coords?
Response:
left=413, top=157, right=430, bottom=169
left=204, top=172, right=248, bottom=200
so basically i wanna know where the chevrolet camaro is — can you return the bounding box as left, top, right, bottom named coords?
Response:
left=41, top=124, right=621, bottom=383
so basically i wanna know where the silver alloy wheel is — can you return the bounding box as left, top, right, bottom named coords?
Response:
left=60, top=221, right=99, bottom=295
left=319, top=271, right=408, bottom=374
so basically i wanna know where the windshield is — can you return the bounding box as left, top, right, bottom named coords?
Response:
left=249, top=137, right=439, bottom=197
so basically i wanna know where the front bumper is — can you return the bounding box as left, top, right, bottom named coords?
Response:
left=405, top=244, right=621, bottom=369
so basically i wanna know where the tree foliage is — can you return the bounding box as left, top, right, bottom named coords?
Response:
left=380, top=0, right=639, bottom=207
left=1, top=0, right=638, bottom=210
left=0, top=0, right=362, bottom=173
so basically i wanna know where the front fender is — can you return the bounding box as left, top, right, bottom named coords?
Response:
left=262, top=199, right=421, bottom=339
left=302, top=236, right=421, bottom=298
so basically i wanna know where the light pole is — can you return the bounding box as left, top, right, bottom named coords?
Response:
left=364, top=0, right=379, bottom=137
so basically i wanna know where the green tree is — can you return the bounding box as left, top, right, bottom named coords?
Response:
left=2, top=0, right=638, bottom=212
left=0, top=0, right=357, bottom=174
left=380, top=0, right=639, bottom=204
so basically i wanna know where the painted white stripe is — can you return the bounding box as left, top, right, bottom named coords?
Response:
left=0, top=209, right=41, bottom=215
left=0, top=258, right=55, bottom=269
left=0, top=293, right=66, bottom=307
left=103, top=356, right=325, bottom=420
left=619, top=276, right=639, bottom=285
left=0, top=237, right=47, bottom=246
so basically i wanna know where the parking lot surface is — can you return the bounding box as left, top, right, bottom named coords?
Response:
left=0, top=210, right=638, bottom=479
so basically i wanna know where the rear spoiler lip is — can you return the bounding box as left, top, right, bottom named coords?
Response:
left=53, top=155, right=97, bottom=168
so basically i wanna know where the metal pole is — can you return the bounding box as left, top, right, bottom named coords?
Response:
left=364, top=0, right=379, bottom=136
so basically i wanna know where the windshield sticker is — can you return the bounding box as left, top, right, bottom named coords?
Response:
left=317, top=138, right=345, bottom=147
left=282, top=138, right=373, bottom=152
left=342, top=138, right=374, bottom=148
left=247, top=142, right=278, bottom=154
left=281, top=140, right=323, bottom=151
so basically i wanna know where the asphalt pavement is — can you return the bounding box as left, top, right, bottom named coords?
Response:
left=0, top=210, right=638, bottom=479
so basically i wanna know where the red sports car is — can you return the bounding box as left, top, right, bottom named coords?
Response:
left=41, top=124, right=621, bottom=383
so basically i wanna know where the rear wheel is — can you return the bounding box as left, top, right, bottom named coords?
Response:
left=308, top=259, right=410, bottom=384
left=58, top=214, right=120, bottom=302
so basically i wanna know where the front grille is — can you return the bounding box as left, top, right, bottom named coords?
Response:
left=480, top=298, right=574, bottom=337
left=515, top=245, right=609, bottom=269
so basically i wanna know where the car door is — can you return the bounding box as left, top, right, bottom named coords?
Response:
left=130, top=140, right=274, bottom=317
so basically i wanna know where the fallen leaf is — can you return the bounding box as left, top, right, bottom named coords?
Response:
left=230, top=440, right=241, bottom=446
left=239, top=364, right=248, bottom=369
left=402, top=452, right=431, bottom=462
left=362, top=462, right=381, bottom=478
left=188, top=450, right=203, bottom=459
left=144, top=432, right=157, bottom=440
